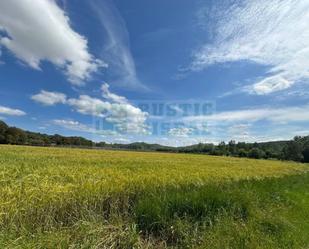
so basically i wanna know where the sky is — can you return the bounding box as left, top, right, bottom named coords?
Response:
left=0, top=0, right=309, bottom=146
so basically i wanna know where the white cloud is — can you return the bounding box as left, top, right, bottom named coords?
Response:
left=193, top=0, right=309, bottom=94
left=46, top=85, right=149, bottom=135
left=168, top=127, right=194, bottom=137
left=31, top=90, right=67, bottom=106
left=107, top=137, right=131, bottom=143
left=247, top=75, right=294, bottom=95
left=67, top=95, right=149, bottom=134
left=67, top=95, right=110, bottom=117
left=53, top=119, right=119, bottom=136
left=0, top=0, right=106, bottom=84
left=227, top=124, right=251, bottom=141
left=183, top=105, right=309, bottom=124
left=101, top=83, right=128, bottom=104
left=0, top=105, right=26, bottom=116
left=53, top=119, right=91, bottom=132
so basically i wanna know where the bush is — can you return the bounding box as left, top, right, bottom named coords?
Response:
left=282, top=140, right=304, bottom=162
left=238, top=149, right=248, bottom=158
left=302, top=146, right=309, bottom=163
left=248, top=148, right=266, bottom=159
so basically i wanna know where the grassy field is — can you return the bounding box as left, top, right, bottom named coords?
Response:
left=0, top=145, right=308, bottom=248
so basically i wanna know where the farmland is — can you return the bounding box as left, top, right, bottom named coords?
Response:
left=0, top=145, right=308, bottom=248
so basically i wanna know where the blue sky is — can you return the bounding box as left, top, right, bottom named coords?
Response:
left=0, top=0, right=309, bottom=146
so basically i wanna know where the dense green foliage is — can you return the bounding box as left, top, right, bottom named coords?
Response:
left=0, top=145, right=308, bottom=248
left=0, top=120, right=94, bottom=147
left=172, top=137, right=309, bottom=163
left=1, top=120, right=309, bottom=162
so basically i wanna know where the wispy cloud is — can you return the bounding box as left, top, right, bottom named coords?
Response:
left=90, top=0, right=147, bottom=90
left=183, top=105, right=309, bottom=124
left=0, top=0, right=106, bottom=84
left=53, top=119, right=119, bottom=136
left=53, top=119, right=94, bottom=133
left=193, top=0, right=309, bottom=95
left=0, top=105, right=26, bottom=116
left=227, top=124, right=251, bottom=141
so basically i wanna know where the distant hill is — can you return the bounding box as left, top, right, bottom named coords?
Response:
left=0, top=120, right=308, bottom=163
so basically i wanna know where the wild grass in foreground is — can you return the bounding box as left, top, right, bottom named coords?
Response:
left=0, top=145, right=308, bottom=248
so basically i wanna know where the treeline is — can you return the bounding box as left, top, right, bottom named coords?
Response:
left=0, top=120, right=167, bottom=150
left=161, top=138, right=309, bottom=163
left=0, top=120, right=95, bottom=147
left=1, top=120, right=309, bottom=163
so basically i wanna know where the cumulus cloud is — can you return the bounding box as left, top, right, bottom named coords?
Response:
left=101, top=83, right=128, bottom=104
left=67, top=95, right=110, bottom=118
left=41, top=84, right=149, bottom=135
left=0, top=105, right=26, bottom=116
left=0, top=0, right=106, bottom=84
left=193, top=0, right=309, bottom=95
left=31, top=90, right=67, bottom=106
left=67, top=95, right=149, bottom=134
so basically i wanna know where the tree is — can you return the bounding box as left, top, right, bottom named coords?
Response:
left=302, top=146, right=309, bottom=163
left=248, top=148, right=265, bottom=159
left=238, top=149, right=248, bottom=158
left=218, top=141, right=228, bottom=155
left=282, top=139, right=303, bottom=162
left=5, top=127, right=27, bottom=145
left=228, top=140, right=237, bottom=155
left=0, top=120, right=8, bottom=143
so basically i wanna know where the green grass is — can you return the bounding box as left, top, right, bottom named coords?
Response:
left=0, top=145, right=308, bottom=248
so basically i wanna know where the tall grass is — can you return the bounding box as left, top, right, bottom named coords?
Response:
left=0, top=145, right=308, bottom=248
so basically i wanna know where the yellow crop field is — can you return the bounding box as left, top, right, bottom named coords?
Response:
left=0, top=145, right=308, bottom=248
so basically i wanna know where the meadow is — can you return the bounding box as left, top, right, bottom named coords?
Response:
left=0, top=145, right=308, bottom=248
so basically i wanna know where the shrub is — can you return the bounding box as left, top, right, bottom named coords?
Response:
left=248, top=148, right=266, bottom=159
